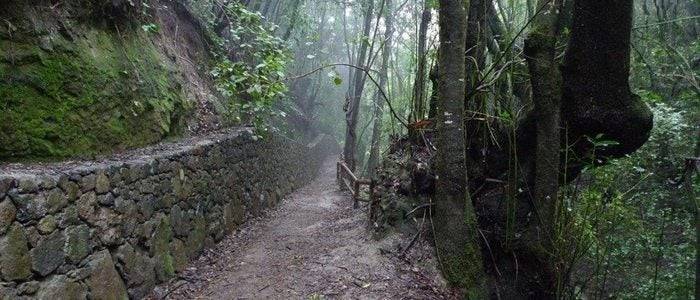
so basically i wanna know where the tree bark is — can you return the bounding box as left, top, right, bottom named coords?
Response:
left=523, top=0, right=562, bottom=296
left=562, top=0, right=653, bottom=160
left=367, top=0, right=393, bottom=177
left=343, top=0, right=375, bottom=171
left=434, top=0, right=487, bottom=297
left=411, top=1, right=431, bottom=123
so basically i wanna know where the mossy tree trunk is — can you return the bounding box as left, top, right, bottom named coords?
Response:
left=562, top=0, right=653, bottom=161
left=523, top=0, right=563, bottom=296
left=434, top=0, right=487, bottom=297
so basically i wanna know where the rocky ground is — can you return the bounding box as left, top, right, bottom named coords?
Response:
left=148, top=159, right=458, bottom=299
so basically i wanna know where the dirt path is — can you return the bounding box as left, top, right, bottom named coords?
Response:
left=150, top=159, right=455, bottom=299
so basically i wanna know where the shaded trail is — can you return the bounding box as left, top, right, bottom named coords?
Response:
left=151, top=159, right=453, bottom=299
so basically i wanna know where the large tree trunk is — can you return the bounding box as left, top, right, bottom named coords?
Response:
left=367, top=0, right=393, bottom=177
left=343, top=0, right=375, bottom=171
left=562, top=0, right=653, bottom=161
left=434, top=0, right=487, bottom=297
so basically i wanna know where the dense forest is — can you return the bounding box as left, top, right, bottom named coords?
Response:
left=0, top=0, right=698, bottom=298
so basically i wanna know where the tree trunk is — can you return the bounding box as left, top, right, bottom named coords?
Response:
left=523, top=0, right=563, bottom=296
left=562, top=0, right=653, bottom=161
left=411, top=1, right=431, bottom=123
left=282, top=0, right=303, bottom=41
left=434, top=0, right=487, bottom=297
left=367, top=0, right=393, bottom=177
left=343, top=0, right=375, bottom=171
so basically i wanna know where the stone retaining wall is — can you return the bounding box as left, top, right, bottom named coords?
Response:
left=0, top=129, right=339, bottom=299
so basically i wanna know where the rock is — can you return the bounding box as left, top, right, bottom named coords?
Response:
left=137, top=180, right=155, bottom=195
left=38, top=35, right=54, bottom=51
left=169, top=205, right=189, bottom=238
left=114, top=197, right=137, bottom=237
left=36, top=275, right=86, bottom=299
left=159, top=193, right=174, bottom=210
left=16, top=177, right=39, bottom=193
left=58, top=206, right=80, bottom=228
left=186, top=214, right=206, bottom=259
left=0, top=224, right=32, bottom=281
left=171, top=170, right=191, bottom=200
left=18, top=280, right=39, bottom=295
left=79, top=174, right=95, bottom=192
left=0, top=199, right=17, bottom=234
left=59, top=180, right=80, bottom=202
left=150, top=216, right=174, bottom=282
left=76, top=192, right=97, bottom=225
left=26, top=226, right=41, bottom=247
left=66, top=267, right=90, bottom=281
left=0, top=177, right=13, bottom=199
left=46, top=189, right=68, bottom=214
left=0, top=284, right=18, bottom=299
left=95, top=172, right=110, bottom=194
left=11, top=193, right=48, bottom=222
left=64, top=225, right=90, bottom=264
left=169, top=238, right=187, bottom=273
left=30, top=230, right=65, bottom=276
left=37, top=215, right=57, bottom=234
left=85, top=250, right=127, bottom=300
left=115, top=243, right=156, bottom=297
left=99, top=227, right=121, bottom=247
left=97, top=193, right=114, bottom=206
left=138, top=196, right=157, bottom=221
left=37, top=176, right=57, bottom=190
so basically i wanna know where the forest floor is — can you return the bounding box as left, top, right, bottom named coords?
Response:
left=148, top=159, right=457, bottom=299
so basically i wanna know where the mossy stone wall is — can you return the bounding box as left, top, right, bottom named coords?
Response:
left=0, top=129, right=339, bottom=299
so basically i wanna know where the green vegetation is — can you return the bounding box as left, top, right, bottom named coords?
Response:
left=205, top=2, right=290, bottom=134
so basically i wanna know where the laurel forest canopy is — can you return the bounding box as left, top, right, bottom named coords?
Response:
left=1, top=0, right=697, bottom=298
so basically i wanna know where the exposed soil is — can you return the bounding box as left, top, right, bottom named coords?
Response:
left=148, top=159, right=458, bottom=299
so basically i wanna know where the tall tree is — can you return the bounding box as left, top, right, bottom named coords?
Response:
left=343, top=0, right=375, bottom=171
left=410, top=0, right=432, bottom=123
left=433, top=0, right=487, bottom=297
left=367, top=0, right=394, bottom=177
left=523, top=0, right=563, bottom=295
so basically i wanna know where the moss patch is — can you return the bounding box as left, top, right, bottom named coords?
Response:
left=0, top=23, right=192, bottom=160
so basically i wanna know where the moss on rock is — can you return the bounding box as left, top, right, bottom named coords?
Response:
left=0, top=9, right=192, bottom=160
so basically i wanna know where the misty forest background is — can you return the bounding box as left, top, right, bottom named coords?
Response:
left=1, top=0, right=698, bottom=298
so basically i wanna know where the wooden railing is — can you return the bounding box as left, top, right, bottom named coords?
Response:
left=336, top=159, right=379, bottom=222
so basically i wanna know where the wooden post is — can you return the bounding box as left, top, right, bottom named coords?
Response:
left=336, top=161, right=341, bottom=188
left=368, top=179, right=376, bottom=225
left=353, top=180, right=360, bottom=208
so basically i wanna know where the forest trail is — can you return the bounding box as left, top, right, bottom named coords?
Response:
left=151, top=159, right=453, bottom=299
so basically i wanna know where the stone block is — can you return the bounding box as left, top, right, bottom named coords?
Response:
left=46, top=188, right=68, bottom=214
left=85, top=250, right=127, bottom=300
left=95, top=172, right=110, bottom=194
left=0, top=199, right=17, bottom=234
left=30, top=230, right=65, bottom=276
left=79, top=174, right=95, bottom=192
left=64, top=225, right=90, bottom=264
left=0, top=223, right=32, bottom=281
left=36, top=275, right=86, bottom=300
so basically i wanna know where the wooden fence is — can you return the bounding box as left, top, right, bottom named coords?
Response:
left=336, top=159, right=379, bottom=223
